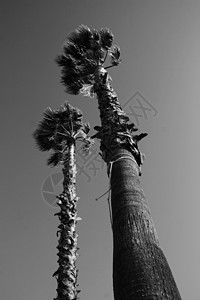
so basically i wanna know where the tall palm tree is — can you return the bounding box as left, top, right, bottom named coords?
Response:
left=33, top=102, right=93, bottom=300
left=56, top=25, right=182, bottom=300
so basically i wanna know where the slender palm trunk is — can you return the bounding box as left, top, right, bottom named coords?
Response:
left=94, top=68, right=182, bottom=299
left=54, top=143, right=80, bottom=300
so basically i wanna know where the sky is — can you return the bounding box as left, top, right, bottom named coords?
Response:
left=1, top=1, right=200, bottom=299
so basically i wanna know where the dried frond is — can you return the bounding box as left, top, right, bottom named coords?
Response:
left=81, top=137, right=94, bottom=155
left=126, top=123, right=138, bottom=132
left=82, top=123, right=90, bottom=134
left=91, top=125, right=103, bottom=139
left=134, top=133, right=148, bottom=142
left=80, top=84, right=95, bottom=98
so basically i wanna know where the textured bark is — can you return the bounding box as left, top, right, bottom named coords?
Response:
left=54, top=143, right=80, bottom=300
left=33, top=100, right=91, bottom=299
left=111, top=149, right=181, bottom=300
left=94, top=69, right=182, bottom=300
left=93, top=67, right=144, bottom=170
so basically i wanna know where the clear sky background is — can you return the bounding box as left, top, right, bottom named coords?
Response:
left=1, top=1, right=200, bottom=299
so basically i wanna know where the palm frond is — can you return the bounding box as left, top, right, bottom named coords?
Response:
left=33, top=107, right=58, bottom=151
left=43, top=107, right=57, bottom=121
left=68, top=24, right=93, bottom=49
left=126, top=123, right=138, bottom=132
left=134, top=133, right=148, bottom=143
left=99, top=28, right=114, bottom=49
left=82, top=123, right=90, bottom=134
left=91, top=125, right=103, bottom=139
left=109, top=45, right=122, bottom=66
left=56, top=54, right=77, bottom=68
left=63, top=42, right=83, bottom=61
left=81, top=137, right=94, bottom=155
left=56, top=25, right=119, bottom=96
left=60, top=76, right=83, bottom=95
left=80, top=84, right=95, bottom=98
left=33, top=128, right=55, bottom=151
left=47, top=152, right=63, bottom=167
left=33, top=102, right=91, bottom=167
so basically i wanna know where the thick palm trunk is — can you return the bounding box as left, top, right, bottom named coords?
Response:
left=94, top=68, right=182, bottom=300
left=54, top=143, right=80, bottom=300
left=111, top=149, right=181, bottom=300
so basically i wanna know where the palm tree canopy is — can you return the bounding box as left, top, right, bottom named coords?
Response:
left=56, top=25, right=148, bottom=169
left=33, top=102, right=92, bottom=166
left=56, top=25, right=121, bottom=96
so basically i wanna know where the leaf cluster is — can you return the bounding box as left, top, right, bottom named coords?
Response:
left=56, top=25, right=121, bottom=96
left=33, top=102, right=92, bottom=166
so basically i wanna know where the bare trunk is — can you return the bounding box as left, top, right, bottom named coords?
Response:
left=53, top=143, right=80, bottom=300
left=111, top=149, right=181, bottom=300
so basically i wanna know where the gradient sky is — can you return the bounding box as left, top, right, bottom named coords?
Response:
left=1, top=1, right=200, bottom=299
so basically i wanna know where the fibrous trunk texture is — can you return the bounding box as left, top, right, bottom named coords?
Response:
left=111, top=149, right=182, bottom=299
left=53, top=143, right=80, bottom=300
left=94, top=68, right=182, bottom=300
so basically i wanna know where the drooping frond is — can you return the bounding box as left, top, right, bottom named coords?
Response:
left=33, top=107, right=57, bottom=152
left=33, top=130, right=55, bottom=152
left=56, top=25, right=121, bottom=97
left=47, top=152, right=63, bottom=167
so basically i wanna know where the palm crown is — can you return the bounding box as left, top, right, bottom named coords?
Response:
left=56, top=24, right=121, bottom=97
left=33, top=102, right=92, bottom=166
left=56, top=25, right=148, bottom=168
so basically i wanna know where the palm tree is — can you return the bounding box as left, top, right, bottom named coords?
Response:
left=33, top=102, right=93, bottom=300
left=56, top=25, right=182, bottom=300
